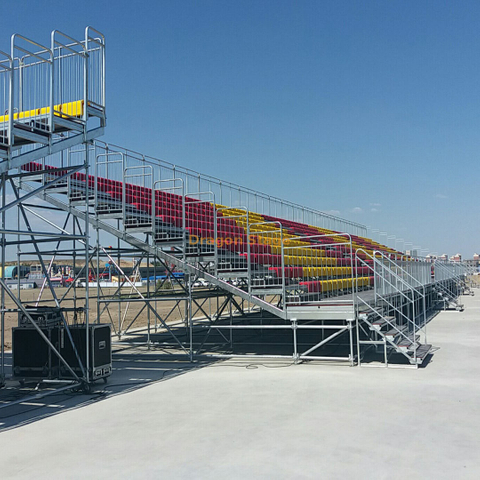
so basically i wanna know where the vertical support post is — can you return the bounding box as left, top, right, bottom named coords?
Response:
left=188, top=275, right=193, bottom=361
left=384, top=337, right=388, bottom=367
left=0, top=173, right=5, bottom=385
left=280, top=225, right=285, bottom=307
left=147, top=240, right=151, bottom=349
left=84, top=143, right=90, bottom=384
left=246, top=212, right=251, bottom=294
left=292, top=318, right=298, bottom=364
left=347, top=318, right=354, bottom=366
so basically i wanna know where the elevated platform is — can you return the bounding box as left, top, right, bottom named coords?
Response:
left=0, top=28, right=105, bottom=172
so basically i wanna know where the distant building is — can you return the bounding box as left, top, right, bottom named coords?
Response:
left=0, top=265, right=29, bottom=279
left=439, top=254, right=448, bottom=261
left=466, top=254, right=480, bottom=268
left=450, top=253, right=462, bottom=262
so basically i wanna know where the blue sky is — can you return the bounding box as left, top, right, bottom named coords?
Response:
left=1, top=0, right=479, bottom=257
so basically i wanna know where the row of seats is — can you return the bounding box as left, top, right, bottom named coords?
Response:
left=0, top=100, right=85, bottom=124
left=262, top=214, right=397, bottom=256
left=268, top=266, right=371, bottom=279
left=231, top=208, right=396, bottom=259
left=21, top=162, right=395, bottom=300
left=22, top=160, right=397, bottom=259
left=299, top=276, right=374, bottom=293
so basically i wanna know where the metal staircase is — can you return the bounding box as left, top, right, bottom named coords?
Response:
left=433, top=260, right=467, bottom=311
left=355, top=250, right=431, bottom=367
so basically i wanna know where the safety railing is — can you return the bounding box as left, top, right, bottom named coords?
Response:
left=376, top=254, right=431, bottom=292
left=153, top=178, right=186, bottom=250
left=94, top=151, right=125, bottom=217
left=355, top=249, right=428, bottom=364
left=215, top=207, right=250, bottom=278
left=88, top=141, right=367, bottom=237
left=22, top=138, right=368, bottom=239
left=85, top=27, right=105, bottom=110
left=11, top=34, right=53, bottom=135
left=52, top=30, right=87, bottom=125
left=184, top=191, right=216, bottom=260
left=374, top=251, right=428, bottom=329
left=433, top=260, right=466, bottom=304
left=123, top=165, right=154, bottom=232
left=246, top=220, right=285, bottom=298
left=283, top=234, right=355, bottom=306
left=394, top=256, right=432, bottom=287
left=434, top=260, right=467, bottom=282
left=0, top=50, right=12, bottom=153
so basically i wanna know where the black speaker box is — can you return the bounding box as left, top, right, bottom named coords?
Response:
left=12, top=327, right=60, bottom=378
left=18, top=306, right=62, bottom=328
left=12, top=324, right=112, bottom=382
left=59, top=324, right=112, bottom=381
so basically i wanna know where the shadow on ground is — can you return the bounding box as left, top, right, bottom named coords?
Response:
left=0, top=307, right=445, bottom=430
left=0, top=349, right=209, bottom=432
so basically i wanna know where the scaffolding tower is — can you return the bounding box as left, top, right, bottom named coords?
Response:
left=0, top=27, right=105, bottom=395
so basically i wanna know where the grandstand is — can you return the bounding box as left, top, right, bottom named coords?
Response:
left=0, top=27, right=472, bottom=399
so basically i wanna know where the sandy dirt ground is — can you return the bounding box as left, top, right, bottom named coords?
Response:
left=1, top=285, right=232, bottom=350
left=468, top=274, right=480, bottom=286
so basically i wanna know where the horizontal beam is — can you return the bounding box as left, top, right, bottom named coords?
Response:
left=0, top=229, right=86, bottom=239
left=1, top=163, right=86, bottom=214
left=205, top=324, right=350, bottom=330
left=0, top=126, right=104, bottom=175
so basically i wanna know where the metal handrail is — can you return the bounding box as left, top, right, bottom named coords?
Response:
left=355, top=249, right=426, bottom=364
left=94, top=140, right=367, bottom=236
left=246, top=220, right=285, bottom=302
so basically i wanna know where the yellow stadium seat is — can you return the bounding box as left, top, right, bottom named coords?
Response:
left=0, top=100, right=84, bottom=124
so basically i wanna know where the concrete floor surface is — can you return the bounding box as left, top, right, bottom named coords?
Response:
left=1, top=294, right=479, bottom=479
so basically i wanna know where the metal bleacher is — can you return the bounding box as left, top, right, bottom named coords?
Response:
left=17, top=144, right=470, bottom=367
left=0, top=26, right=471, bottom=400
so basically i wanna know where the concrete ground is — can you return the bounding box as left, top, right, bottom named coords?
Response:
left=1, top=293, right=479, bottom=479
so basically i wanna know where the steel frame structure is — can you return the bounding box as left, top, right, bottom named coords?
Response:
left=13, top=141, right=366, bottom=364
left=0, top=27, right=105, bottom=395
left=0, top=25, right=471, bottom=413
left=11, top=138, right=468, bottom=370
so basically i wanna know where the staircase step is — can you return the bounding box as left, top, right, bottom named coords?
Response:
left=385, top=325, right=408, bottom=339
left=97, top=212, right=123, bottom=219
left=358, top=307, right=383, bottom=320
left=372, top=315, right=395, bottom=325
left=370, top=318, right=387, bottom=330
left=408, top=344, right=432, bottom=364
left=370, top=315, right=396, bottom=331
left=390, top=338, right=419, bottom=354
left=396, top=334, right=420, bottom=348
